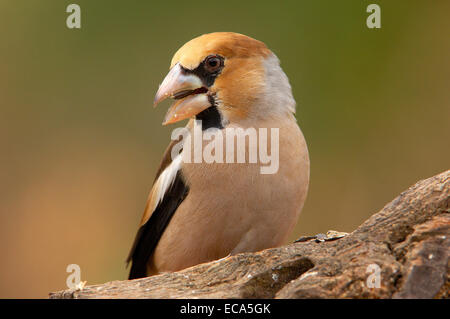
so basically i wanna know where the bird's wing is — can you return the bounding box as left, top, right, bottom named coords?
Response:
left=127, top=135, right=189, bottom=279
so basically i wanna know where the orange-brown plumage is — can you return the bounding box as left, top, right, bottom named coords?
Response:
left=170, top=32, right=271, bottom=69
left=127, top=32, right=309, bottom=279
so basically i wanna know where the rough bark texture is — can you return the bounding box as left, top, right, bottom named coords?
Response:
left=50, top=170, right=449, bottom=299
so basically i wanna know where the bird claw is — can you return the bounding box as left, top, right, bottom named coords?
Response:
left=295, top=230, right=348, bottom=243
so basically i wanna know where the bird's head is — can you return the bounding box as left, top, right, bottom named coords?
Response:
left=154, top=32, right=295, bottom=126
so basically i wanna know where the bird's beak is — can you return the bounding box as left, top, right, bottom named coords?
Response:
left=154, top=63, right=210, bottom=125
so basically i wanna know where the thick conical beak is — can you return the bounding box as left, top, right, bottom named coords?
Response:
left=154, top=63, right=210, bottom=125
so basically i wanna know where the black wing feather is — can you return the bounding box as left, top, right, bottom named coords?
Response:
left=127, top=171, right=189, bottom=279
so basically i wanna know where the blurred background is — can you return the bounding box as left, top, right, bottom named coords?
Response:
left=0, top=0, right=448, bottom=298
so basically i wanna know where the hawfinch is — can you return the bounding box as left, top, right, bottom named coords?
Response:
left=127, top=32, right=309, bottom=279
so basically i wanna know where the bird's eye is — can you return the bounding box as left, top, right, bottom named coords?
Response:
left=205, top=56, right=222, bottom=73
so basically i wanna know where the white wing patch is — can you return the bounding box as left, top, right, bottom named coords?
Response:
left=149, top=154, right=183, bottom=214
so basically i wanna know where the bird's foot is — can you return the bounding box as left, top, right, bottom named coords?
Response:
left=295, top=230, right=349, bottom=243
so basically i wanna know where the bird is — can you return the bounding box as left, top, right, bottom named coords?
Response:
left=127, top=32, right=310, bottom=279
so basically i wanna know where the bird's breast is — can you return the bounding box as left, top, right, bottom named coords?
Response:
left=149, top=117, right=309, bottom=274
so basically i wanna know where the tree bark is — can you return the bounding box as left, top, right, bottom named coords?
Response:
left=50, top=170, right=449, bottom=299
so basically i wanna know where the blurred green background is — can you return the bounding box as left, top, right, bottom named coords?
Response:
left=0, top=0, right=448, bottom=298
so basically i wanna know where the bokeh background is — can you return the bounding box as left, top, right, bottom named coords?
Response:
left=0, top=0, right=448, bottom=298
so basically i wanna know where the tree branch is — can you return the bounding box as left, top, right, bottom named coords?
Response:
left=50, top=170, right=449, bottom=299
